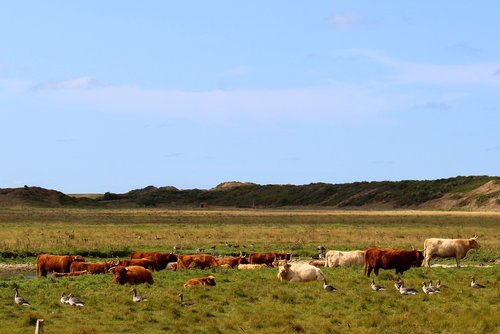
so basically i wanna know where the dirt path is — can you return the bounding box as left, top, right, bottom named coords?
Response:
left=0, top=263, right=36, bottom=273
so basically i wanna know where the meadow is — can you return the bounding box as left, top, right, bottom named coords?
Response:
left=0, top=207, right=499, bottom=333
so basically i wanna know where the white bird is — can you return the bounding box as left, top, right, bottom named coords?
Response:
left=471, top=276, right=486, bottom=289
left=422, top=282, right=436, bottom=295
left=60, top=292, right=70, bottom=304
left=371, top=279, right=386, bottom=291
left=14, top=288, right=31, bottom=306
left=68, top=294, right=85, bottom=307
left=131, top=288, right=148, bottom=302
left=428, top=280, right=440, bottom=293
left=399, top=281, right=418, bottom=295
left=323, top=279, right=336, bottom=292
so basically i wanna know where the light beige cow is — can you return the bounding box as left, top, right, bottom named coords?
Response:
left=277, top=262, right=325, bottom=282
left=422, top=236, right=480, bottom=267
left=325, top=250, right=365, bottom=268
left=237, top=264, right=268, bottom=270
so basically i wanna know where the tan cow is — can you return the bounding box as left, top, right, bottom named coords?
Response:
left=277, top=262, right=325, bottom=282
left=423, top=237, right=480, bottom=267
left=237, top=264, right=268, bottom=270
left=325, top=250, right=365, bottom=268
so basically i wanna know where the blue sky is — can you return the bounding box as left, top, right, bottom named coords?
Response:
left=1, top=2, right=499, bottom=193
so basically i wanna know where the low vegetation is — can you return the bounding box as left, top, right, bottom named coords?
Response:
left=0, top=208, right=498, bottom=333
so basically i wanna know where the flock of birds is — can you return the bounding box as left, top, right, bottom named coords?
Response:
left=12, top=276, right=487, bottom=307
left=322, top=276, right=486, bottom=295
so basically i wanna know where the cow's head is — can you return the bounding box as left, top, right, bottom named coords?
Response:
left=412, top=250, right=424, bottom=267
left=278, top=262, right=291, bottom=279
left=207, top=275, right=216, bottom=286
left=109, top=265, right=128, bottom=284
left=470, top=236, right=480, bottom=250
left=72, top=255, right=86, bottom=262
left=239, top=255, right=249, bottom=265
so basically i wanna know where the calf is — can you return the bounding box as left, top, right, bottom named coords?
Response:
left=184, top=275, right=216, bottom=288
left=70, top=261, right=114, bottom=274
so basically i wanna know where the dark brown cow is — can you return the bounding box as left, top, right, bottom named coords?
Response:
left=109, top=265, right=154, bottom=285
left=249, top=252, right=291, bottom=266
left=177, top=254, right=219, bottom=269
left=216, top=255, right=249, bottom=268
left=36, top=254, right=86, bottom=277
left=52, top=270, right=89, bottom=278
left=184, top=275, right=216, bottom=288
left=70, top=261, right=115, bottom=274
left=364, top=248, right=424, bottom=277
left=115, top=258, right=154, bottom=270
left=130, top=252, right=177, bottom=271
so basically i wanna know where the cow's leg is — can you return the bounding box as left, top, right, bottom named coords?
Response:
left=374, top=267, right=379, bottom=276
left=456, top=256, right=461, bottom=268
left=366, top=265, right=372, bottom=277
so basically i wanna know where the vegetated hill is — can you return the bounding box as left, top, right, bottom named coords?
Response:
left=0, top=186, right=97, bottom=207
left=97, top=176, right=500, bottom=210
left=1, top=176, right=499, bottom=210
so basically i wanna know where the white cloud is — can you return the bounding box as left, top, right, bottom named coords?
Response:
left=34, top=76, right=103, bottom=90
left=328, top=13, right=361, bottom=28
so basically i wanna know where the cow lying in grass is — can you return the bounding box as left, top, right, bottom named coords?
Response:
left=277, top=262, right=325, bottom=282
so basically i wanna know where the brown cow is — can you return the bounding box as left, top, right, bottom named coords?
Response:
left=184, top=275, right=216, bottom=288
left=70, top=261, right=115, bottom=274
left=130, top=252, right=177, bottom=271
left=364, top=248, right=424, bottom=277
left=109, top=265, right=154, bottom=285
left=216, top=255, right=249, bottom=268
left=249, top=252, right=292, bottom=266
left=52, top=270, right=89, bottom=278
left=115, top=258, right=154, bottom=270
left=36, top=254, right=86, bottom=277
left=177, top=254, right=219, bottom=269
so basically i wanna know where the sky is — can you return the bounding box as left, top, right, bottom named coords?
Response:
left=1, top=2, right=499, bottom=193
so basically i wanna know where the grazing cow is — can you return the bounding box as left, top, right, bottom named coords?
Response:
left=183, top=275, right=216, bottom=288
left=70, top=261, right=115, bottom=274
left=277, top=262, right=325, bottom=282
left=216, top=255, right=249, bottom=268
left=364, top=248, right=424, bottom=277
left=36, top=254, right=86, bottom=277
left=177, top=254, right=219, bottom=269
left=249, top=252, right=292, bottom=266
left=325, top=250, right=365, bottom=268
left=422, top=237, right=480, bottom=267
left=130, top=252, right=178, bottom=271
left=109, top=265, right=154, bottom=285
left=308, top=260, right=326, bottom=267
left=237, top=264, right=269, bottom=270
left=115, top=258, right=154, bottom=270
left=52, top=270, right=89, bottom=278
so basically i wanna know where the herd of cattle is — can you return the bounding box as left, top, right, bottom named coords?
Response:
left=34, top=236, right=482, bottom=286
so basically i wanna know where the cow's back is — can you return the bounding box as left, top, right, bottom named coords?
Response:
left=287, top=263, right=325, bottom=282
left=126, top=266, right=154, bottom=284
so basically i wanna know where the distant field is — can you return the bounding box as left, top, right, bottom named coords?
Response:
left=0, top=208, right=498, bottom=333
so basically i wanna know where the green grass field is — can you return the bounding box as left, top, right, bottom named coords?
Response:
left=0, top=208, right=499, bottom=333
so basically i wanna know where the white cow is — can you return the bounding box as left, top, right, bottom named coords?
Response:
left=325, top=250, right=365, bottom=268
left=277, top=262, right=325, bottom=282
left=238, top=264, right=268, bottom=270
left=422, top=236, right=480, bottom=267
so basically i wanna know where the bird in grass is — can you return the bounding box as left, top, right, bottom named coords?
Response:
left=68, top=294, right=85, bottom=307
left=422, top=282, right=436, bottom=295
left=178, top=293, right=195, bottom=306
left=60, top=292, right=70, bottom=304
left=371, top=279, right=386, bottom=291
left=398, top=281, right=418, bottom=295
left=131, top=288, right=148, bottom=303
left=394, top=278, right=403, bottom=291
left=470, top=276, right=486, bottom=289
left=323, top=279, right=336, bottom=292
left=13, top=288, right=31, bottom=306
left=428, top=280, right=440, bottom=293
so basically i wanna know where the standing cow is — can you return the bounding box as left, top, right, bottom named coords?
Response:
left=364, top=248, right=424, bottom=276
left=277, top=262, right=325, bottom=282
left=325, top=250, right=365, bottom=267
left=422, top=236, right=480, bottom=267
left=130, top=252, right=177, bottom=271
left=37, top=254, right=86, bottom=277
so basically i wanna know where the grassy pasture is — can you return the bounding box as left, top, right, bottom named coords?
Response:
left=0, top=208, right=499, bottom=333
